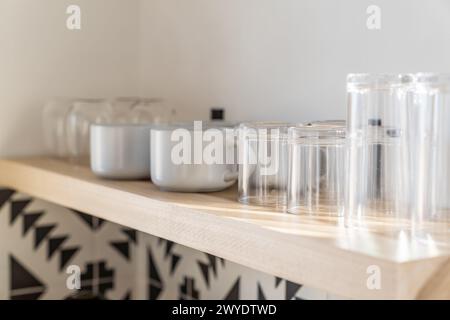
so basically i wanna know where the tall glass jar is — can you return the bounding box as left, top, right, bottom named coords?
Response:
left=345, top=74, right=413, bottom=232
left=408, top=73, right=450, bottom=245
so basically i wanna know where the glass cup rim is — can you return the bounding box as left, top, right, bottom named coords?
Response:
left=302, top=120, right=346, bottom=128
left=239, top=122, right=292, bottom=140
left=150, top=121, right=236, bottom=132
left=288, top=122, right=346, bottom=143
left=347, top=73, right=414, bottom=90
left=239, top=121, right=294, bottom=129
left=90, top=123, right=155, bottom=129
left=414, top=73, right=450, bottom=90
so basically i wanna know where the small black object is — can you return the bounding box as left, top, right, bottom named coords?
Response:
left=368, top=118, right=382, bottom=126
left=386, top=128, right=400, bottom=138
left=210, top=108, right=224, bottom=121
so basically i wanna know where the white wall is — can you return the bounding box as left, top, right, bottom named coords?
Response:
left=2, top=0, right=450, bottom=156
left=139, top=0, right=450, bottom=122
left=0, top=0, right=140, bottom=156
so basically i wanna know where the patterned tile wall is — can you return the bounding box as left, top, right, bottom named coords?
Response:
left=0, top=187, right=332, bottom=300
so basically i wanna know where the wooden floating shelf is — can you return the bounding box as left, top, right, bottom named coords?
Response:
left=0, top=157, right=449, bottom=299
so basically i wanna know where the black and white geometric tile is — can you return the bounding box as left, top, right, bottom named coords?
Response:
left=0, top=187, right=331, bottom=300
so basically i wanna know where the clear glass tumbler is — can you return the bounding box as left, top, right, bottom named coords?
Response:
left=287, top=121, right=346, bottom=216
left=238, top=122, right=291, bottom=209
left=130, top=99, right=174, bottom=124
left=345, top=74, right=413, bottom=231
left=111, top=97, right=141, bottom=123
left=408, top=73, right=450, bottom=245
left=66, top=99, right=113, bottom=164
left=42, top=98, right=74, bottom=158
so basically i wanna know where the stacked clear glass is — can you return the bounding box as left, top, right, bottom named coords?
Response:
left=287, top=121, right=346, bottom=216
left=407, top=73, right=450, bottom=246
left=345, top=74, right=413, bottom=232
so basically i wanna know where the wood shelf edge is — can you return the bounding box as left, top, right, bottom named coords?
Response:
left=0, top=157, right=449, bottom=299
